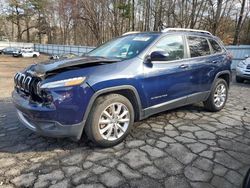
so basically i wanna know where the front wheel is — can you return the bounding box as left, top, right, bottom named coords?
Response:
left=203, top=79, right=228, bottom=112
left=85, top=94, right=134, bottom=147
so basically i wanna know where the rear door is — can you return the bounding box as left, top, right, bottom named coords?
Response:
left=208, top=38, right=228, bottom=79
left=185, top=36, right=213, bottom=94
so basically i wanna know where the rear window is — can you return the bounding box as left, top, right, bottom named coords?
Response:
left=209, top=39, right=223, bottom=53
left=187, top=36, right=211, bottom=57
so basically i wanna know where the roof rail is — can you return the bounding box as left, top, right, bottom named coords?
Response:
left=122, top=31, right=140, bottom=36
left=162, top=28, right=212, bottom=36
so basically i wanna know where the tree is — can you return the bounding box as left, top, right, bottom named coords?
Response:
left=7, top=0, right=24, bottom=41
left=233, top=0, right=247, bottom=44
left=1, top=0, right=250, bottom=45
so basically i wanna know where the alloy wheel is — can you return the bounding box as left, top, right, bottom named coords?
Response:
left=98, top=102, right=130, bottom=141
left=214, top=83, right=227, bottom=108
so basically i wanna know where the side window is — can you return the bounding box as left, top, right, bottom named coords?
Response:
left=187, top=36, right=210, bottom=57
left=209, top=39, right=223, bottom=53
left=151, top=35, right=184, bottom=61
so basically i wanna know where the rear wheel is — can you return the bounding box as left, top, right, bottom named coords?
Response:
left=85, top=94, right=134, bottom=147
left=236, top=76, right=244, bottom=83
left=33, top=54, right=38, bottom=58
left=204, top=78, right=228, bottom=112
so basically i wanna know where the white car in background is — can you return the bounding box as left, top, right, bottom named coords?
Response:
left=236, top=55, right=250, bottom=83
left=21, top=47, right=34, bottom=52
left=21, top=50, right=40, bottom=58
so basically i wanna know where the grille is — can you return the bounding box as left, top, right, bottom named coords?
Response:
left=14, top=72, right=41, bottom=98
left=247, top=64, right=250, bottom=69
left=14, top=72, right=33, bottom=93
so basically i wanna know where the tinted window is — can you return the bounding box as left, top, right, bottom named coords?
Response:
left=151, top=35, right=184, bottom=61
left=209, top=39, right=222, bottom=53
left=187, top=36, right=210, bottom=57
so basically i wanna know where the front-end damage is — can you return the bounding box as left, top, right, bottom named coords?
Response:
left=12, top=56, right=120, bottom=139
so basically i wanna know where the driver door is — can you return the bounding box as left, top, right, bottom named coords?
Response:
left=142, top=34, right=193, bottom=114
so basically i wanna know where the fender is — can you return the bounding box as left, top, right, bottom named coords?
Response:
left=212, top=70, right=232, bottom=89
left=76, top=85, right=143, bottom=139
left=201, top=70, right=231, bottom=103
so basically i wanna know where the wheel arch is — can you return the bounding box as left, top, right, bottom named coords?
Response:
left=214, top=70, right=231, bottom=88
left=76, top=85, right=143, bottom=140
left=84, top=85, right=143, bottom=123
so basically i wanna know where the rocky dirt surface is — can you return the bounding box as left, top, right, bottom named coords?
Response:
left=0, top=55, right=250, bottom=188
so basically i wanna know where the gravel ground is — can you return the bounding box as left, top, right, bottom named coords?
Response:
left=0, top=55, right=250, bottom=188
left=0, top=55, right=48, bottom=99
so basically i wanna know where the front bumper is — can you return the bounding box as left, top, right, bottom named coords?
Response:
left=17, top=110, right=84, bottom=140
left=12, top=83, right=95, bottom=140
left=13, top=53, right=22, bottom=57
left=236, top=67, right=250, bottom=79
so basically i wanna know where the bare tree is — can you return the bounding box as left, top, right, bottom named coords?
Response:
left=1, top=0, right=250, bottom=45
left=233, top=0, right=247, bottom=44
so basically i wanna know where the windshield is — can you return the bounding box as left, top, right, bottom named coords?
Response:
left=87, top=33, right=159, bottom=59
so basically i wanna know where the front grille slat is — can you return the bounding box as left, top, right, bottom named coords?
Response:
left=247, top=64, right=250, bottom=69
left=14, top=72, right=42, bottom=101
left=14, top=72, right=31, bottom=93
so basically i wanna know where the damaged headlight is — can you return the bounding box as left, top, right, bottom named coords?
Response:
left=40, top=77, right=86, bottom=89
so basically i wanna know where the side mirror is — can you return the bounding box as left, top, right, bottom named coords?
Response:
left=245, top=54, right=249, bottom=59
left=150, top=51, right=169, bottom=61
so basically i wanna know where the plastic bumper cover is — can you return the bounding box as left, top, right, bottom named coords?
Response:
left=236, top=67, right=250, bottom=79
left=17, top=109, right=84, bottom=140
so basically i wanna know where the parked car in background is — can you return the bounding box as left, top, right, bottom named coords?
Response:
left=12, top=28, right=232, bottom=147
left=21, top=47, right=34, bottom=52
left=236, top=55, right=250, bottom=83
left=13, top=49, right=22, bottom=57
left=49, top=53, right=78, bottom=60
left=21, top=50, right=40, bottom=58
left=1, top=47, right=19, bottom=55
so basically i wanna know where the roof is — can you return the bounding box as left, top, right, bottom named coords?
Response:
left=122, top=28, right=214, bottom=37
left=162, top=28, right=212, bottom=36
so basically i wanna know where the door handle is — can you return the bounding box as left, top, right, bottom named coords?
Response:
left=212, top=60, right=218, bottom=64
left=179, top=64, right=189, bottom=69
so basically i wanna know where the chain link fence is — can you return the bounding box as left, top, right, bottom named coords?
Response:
left=0, top=41, right=95, bottom=56
left=1, top=41, right=250, bottom=69
left=34, top=44, right=95, bottom=56
left=226, top=45, right=250, bottom=69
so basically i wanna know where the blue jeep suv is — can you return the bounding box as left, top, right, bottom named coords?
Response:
left=12, top=28, right=232, bottom=147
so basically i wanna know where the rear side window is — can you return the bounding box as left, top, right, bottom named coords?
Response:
left=187, top=36, right=210, bottom=57
left=151, top=35, right=184, bottom=61
left=209, top=39, right=223, bottom=53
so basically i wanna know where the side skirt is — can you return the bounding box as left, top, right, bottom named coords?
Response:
left=142, top=91, right=210, bottom=119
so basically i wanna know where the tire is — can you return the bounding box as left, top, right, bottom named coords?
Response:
left=85, top=94, right=134, bottom=147
left=203, top=78, right=228, bottom=112
left=236, top=76, right=244, bottom=83
left=33, top=54, right=38, bottom=58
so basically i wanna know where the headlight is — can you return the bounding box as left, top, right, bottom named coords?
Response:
left=237, top=61, right=246, bottom=68
left=40, top=77, right=86, bottom=89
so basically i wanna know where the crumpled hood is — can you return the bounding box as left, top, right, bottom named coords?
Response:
left=28, top=56, right=121, bottom=77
